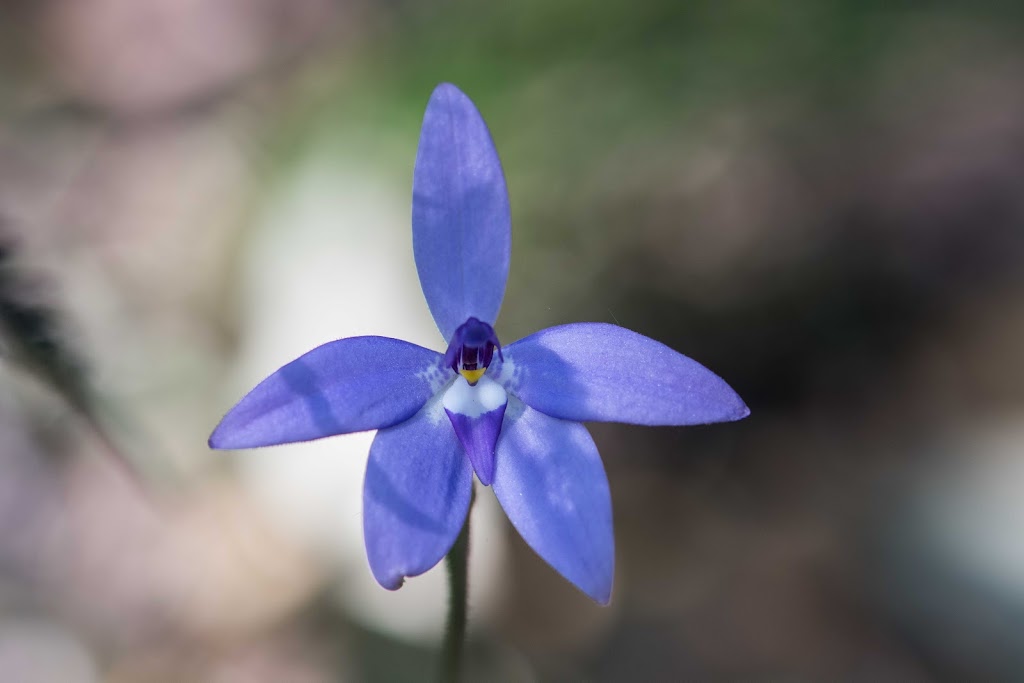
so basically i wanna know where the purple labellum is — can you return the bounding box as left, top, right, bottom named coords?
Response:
left=443, top=375, right=507, bottom=485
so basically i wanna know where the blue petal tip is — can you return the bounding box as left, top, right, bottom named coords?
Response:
left=377, top=573, right=405, bottom=591
left=208, top=424, right=227, bottom=450
left=431, top=82, right=463, bottom=97
left=727, top=396, right=751, bottom=422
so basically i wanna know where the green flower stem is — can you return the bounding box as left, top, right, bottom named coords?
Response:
left=439, top=489, right=473, bottom=683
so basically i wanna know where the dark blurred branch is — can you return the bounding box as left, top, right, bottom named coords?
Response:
left=0, top=220, right=152, bottom=490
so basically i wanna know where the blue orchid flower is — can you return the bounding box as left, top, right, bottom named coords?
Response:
left=209, top=83, right=748, bottom=604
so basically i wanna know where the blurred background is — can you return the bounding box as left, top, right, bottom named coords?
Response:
left=1, top=0, right=1023, bottom=680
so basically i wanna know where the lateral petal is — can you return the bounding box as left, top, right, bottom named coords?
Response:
left=363, top=401, right=473, bottom=589
left=491, top=400, right=614, bottom=604
left=496, top=323, right=748, bottom=426
left=412, top=83, right=511, bottom=341
left=209, top=336, right=448, bottom=449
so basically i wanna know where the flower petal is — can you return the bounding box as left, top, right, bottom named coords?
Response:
left=412, top=83, right=511, bottom=341
left=209, top=336, right=448, bottom=449
left=491, top=400, right=614, bottom=604
left=364, top=401, right=473, bottom=589
left=443, top=376, right=507, bottom=486
left=495, top=323, right=749, bottom=426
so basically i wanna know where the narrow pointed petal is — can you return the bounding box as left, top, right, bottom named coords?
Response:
left=496, top=323, right=748, bottom=426
left=210, top=336, right=449, bottom=449
left=491, top=401, right=614, bottom=604
left=364, top=402, right=473, bottom=589
left=413, top=83, right=511, bottom=341
left=443, top=376, right=507, bottom=485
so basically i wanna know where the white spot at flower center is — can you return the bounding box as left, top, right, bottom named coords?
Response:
left=443, top=375, right=507, bottom=418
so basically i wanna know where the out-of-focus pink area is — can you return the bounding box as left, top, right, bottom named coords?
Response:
left=1, top=1, right=1024, bottom=680
left=42, top=0, right=337, bottom=116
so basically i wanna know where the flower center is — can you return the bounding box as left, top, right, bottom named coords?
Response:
left=444, top=317, right=503, bottom=385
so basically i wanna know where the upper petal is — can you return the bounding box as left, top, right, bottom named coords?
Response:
left=412, top=83, right=511, bottom=341
left=491, top=400, right=614, bottom=604
left=209, top=336, right=448, bottom=449
left=364, top=400, right=473, bottom=589
left=495, top=323, right=749, bottom=426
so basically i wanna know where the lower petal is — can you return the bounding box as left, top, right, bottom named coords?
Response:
left=363, top=400, right=473, bottom=590
left=491, top=400, right=615, bottom=604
